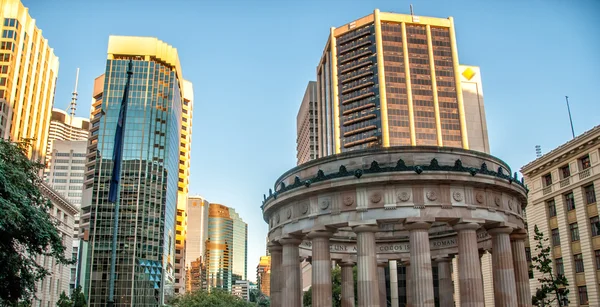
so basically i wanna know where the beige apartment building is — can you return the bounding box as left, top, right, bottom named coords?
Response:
left=296, top=81, right=319, bottom=165
left=522, top=125, right=600, bottom=306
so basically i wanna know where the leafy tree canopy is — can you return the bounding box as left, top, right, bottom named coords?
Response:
left=171, top=289, right=255, bottom=307
left=0, top=139, right=73, bottom=305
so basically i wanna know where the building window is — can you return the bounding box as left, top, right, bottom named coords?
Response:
left=570, top=223, right=580, bottom=241
left=543, top=173, right=552, bottom=187
left=591, top=216, right=600, bottom=237
left=555, top=258, right=564, bottom=276
left=578, top=286, right=589, bottom=305
left=525, top=247, right=532, bottom=262
left=565, top=192, right=575, bottom=211
left=551, top=228, right=561, bottom=246
left=547, top=199, right=557, bottom=217
left=580, top=154, right=591, bottom=170
left=584, top=184, right=596, bottom=205
left=559, top=165, right=571, bottom=179
left=574, top=254, right=584, bottom=273
left=596, top=250, right=600, bottom=270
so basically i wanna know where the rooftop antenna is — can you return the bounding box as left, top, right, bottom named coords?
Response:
left=535, top=145, right=542, bottom=158
left=410, top=4, right=414, bottom=15
left=565, top=96, right=575, bottom=139
left=69, top=68, right=80, bottom=118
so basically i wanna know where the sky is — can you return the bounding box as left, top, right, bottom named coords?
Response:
left=23, top=0, right=600, bottom=282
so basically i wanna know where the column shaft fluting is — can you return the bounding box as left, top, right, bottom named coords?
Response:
left=511, top=232, right=532, bottom=307
left=390, top=260, right=399, bottom=307
left=436, top=258, right=453, bottom=307
left=354, top=225, right=381, bottom=307
left=378, top=263, right=387, bottom=307
left=454, top=223, right=485, bottom=306
left=341, top=262, right=356, bottom=307
left=407, top=222, right=435, bottom=307
left=280, top=238, right=302, bottom=307
left=309, top=232, right=333, bottom=307
left=489, top=227, right=518, bottom=307
left=268, top=244, right=282, bottom=307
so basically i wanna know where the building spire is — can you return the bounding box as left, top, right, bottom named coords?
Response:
left=69, top=68, right=79, bottom=118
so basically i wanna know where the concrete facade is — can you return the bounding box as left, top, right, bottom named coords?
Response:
left=35, top=182, right=78, bottom=307
left=297, top=81, right=319, bottom=165
left=522, top=125, right=600, bottom=306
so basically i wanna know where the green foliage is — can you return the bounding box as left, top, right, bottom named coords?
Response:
left=56, top=291, right=72, bottom=307
left=303, top=266, right=358, bottom=307
left=249, top=288, right=269, bottom=306
left=530, top=225, right=570, bottom=306
left=70, top=286, right=87, bottom=307
left=171, top=289, right=255, bottom=307
left=0, top=139, right=73, bottom=305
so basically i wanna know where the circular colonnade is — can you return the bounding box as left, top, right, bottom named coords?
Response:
left=262, top=147, right=531, bottom=307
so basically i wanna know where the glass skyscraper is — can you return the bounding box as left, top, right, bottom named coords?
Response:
left=206, top=203, right=247, bottom=292
left=81, top=36, right=189, bottom=306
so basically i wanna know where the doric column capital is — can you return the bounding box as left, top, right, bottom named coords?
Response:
left=377, top=260, right=388, bottom=268
left=267, top=242, right=282, bottom=253
left=279, top=235, right=303, bottom=246
left=487, top=226, right=514, bottom=236
left=339, top=260, right=355, bottom=267
left=510, top=228, right=528, bottom=241
left=307, top=229, right=335, bottom=239
left=434, top=256, right=452, bottom=264
left=350, top=222, right=379, bottom=233
left=404, top=221, right=432, bottom=231
left=452, top=221, right=482, bottom=232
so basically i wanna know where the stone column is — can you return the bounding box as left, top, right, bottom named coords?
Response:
left=280, top=236, right=303, bottom=307
left=406, top=221, right=435, bottom=307
left=435, top=257, right=453, bottom=307
left=268, top=243, right=282, bottom=307
left=378, top=261, right=387, bottom=307
left=308, top=230, right=334, bottom=307
left=511, top=229, right=532, bottom=307
left=488, top=227, right=518, bottom=307
left=340, top=261, right=356, bottom=307
left=352, top=224, right=381, bottom=307
left=453, top=222, right=485, bottom=307
left=389, top=260, right=399, bottom=307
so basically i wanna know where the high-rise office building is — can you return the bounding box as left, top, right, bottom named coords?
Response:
left=46, top=109, right=90, bottom=157
left=174, top=80, right=193, bottom=295
left=186, top=197, right=210, bottom=263
left=45, top=139, right=87, bottom=291
left=522, top=125, right=600, bottom=306
left=81, top=36, right=189, bottom=306
left=205, top=203, right=247, bottom=291
left=256, top=256, right=271, bottom=296
left=231, top=209, right=248, bottom=281
left=206, top=203, right=234, bottom=291
left=185, top=196, right=209, bottom=292
left=316, top=9, right=489, bottom=157
left=296, top=81, right=319, bottom=165
left=0, top=0, right=59, bottom=161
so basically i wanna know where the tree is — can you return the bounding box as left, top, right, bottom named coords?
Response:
left=303, top=266, right=358, bottom=307
left=56, top=292, right=72, bottom=307
left=530, top=225, right=569, bottom=306
left=0, top=139, right=73, bottom=305
left=171, top=289, right=255, bottom=307
left=70, top=286, right=87, bottom=307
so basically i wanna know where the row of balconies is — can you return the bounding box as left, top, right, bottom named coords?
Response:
left=542, top=165, right=596, bottom=196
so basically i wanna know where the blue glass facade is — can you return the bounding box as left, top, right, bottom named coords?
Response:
left=84, top=58, right=182, bottom=306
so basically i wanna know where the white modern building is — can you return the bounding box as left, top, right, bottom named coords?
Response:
left=232, top=280, right=250, bottom=301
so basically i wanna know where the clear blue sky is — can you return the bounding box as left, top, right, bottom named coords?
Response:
left=23, top=0, right=600, bottom=281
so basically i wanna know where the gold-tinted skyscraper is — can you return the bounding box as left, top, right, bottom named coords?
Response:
left=317, top=9, right=489, bottom=156
left=0, top=0, right=59, bottom=161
